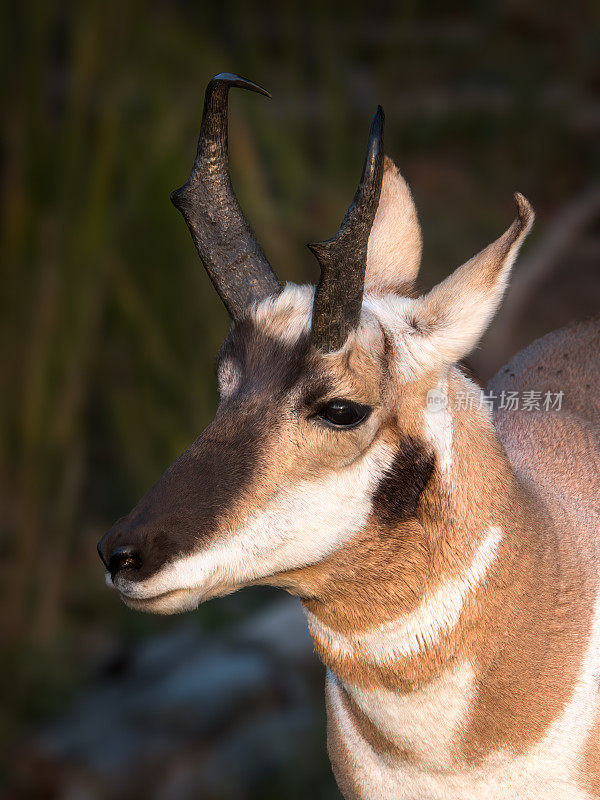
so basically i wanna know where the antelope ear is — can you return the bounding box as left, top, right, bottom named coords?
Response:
left=418, top=194, right=534, bottom=365
left=365, top=156, right=422, bottom=295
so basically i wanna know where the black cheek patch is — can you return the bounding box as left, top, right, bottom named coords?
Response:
left=373, top=436, right=435, bottom=525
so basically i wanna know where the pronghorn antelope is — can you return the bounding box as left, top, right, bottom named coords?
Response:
left=98, top=73, right=600, bottom=799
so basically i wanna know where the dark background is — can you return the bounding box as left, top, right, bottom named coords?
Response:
left=1, top=1, right=599, bottom=798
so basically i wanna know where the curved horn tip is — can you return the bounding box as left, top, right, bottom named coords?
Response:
left=210, top=72, right=271, bottom=99
left=367, top=105, right=385, bottom=148
left=169, top=70, right=279, bottom=317
left=513, top=192, right=535, bottom=232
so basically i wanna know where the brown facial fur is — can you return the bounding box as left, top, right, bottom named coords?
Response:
left=100, top=312, right=389, bottom=585
left=98, top=403, right=266, bottom=581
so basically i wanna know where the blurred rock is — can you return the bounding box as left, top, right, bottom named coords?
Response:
left=11, top=598, right=333, bottom=800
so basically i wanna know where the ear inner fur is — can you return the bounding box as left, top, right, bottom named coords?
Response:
left=417, top=193, right=535, bottom=366
left=365, top=155, right=423, bottom=295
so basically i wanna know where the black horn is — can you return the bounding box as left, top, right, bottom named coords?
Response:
left=171, top=73, right=281, bottom=318
left=309, top=106, right=385, bottom=352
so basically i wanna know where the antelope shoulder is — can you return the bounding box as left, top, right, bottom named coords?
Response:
left=489, top=315, right=600, bottom=539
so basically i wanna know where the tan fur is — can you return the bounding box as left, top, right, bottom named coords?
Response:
left=340, top=680, right=409, bottom=760
left=285, top=362, right=596, bottom=731
left=265, top=311, right=597, bottom=797
left=461, top=315, right=600, bottom=762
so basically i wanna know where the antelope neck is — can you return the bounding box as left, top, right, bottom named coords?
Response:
left=301, top=400, right=566, bottom=690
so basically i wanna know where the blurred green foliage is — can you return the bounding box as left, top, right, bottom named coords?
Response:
left=0, top=0, right=598, bottom=792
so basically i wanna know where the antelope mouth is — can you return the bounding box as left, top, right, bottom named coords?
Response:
left=119, top=586, right=203, bottom=615
left=105, top=571, right=237, bottom=615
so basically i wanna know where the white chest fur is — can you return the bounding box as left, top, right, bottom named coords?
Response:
left=327, top=597, right=600, bottom=800
left=339, top=662, right=476, bottom=771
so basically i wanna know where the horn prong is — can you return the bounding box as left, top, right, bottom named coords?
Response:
left=171, top=73, right=281, bottom=319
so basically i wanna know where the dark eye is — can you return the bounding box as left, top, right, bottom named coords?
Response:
left=315, top=399, right=371, bottom=429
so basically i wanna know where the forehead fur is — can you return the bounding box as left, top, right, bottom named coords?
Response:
left=245, top=285, right=399, bottom=398
left=252, top=282, right=417, bottom=344
left=249, top=282, right=432, bottom=385
left=252, top=283, right=314, bottom=343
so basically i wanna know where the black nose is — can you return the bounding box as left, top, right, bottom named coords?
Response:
left=107, top=546, right=142, bottom=579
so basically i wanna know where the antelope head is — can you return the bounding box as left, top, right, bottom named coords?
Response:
left=98, top=73, right=533, bottom=616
